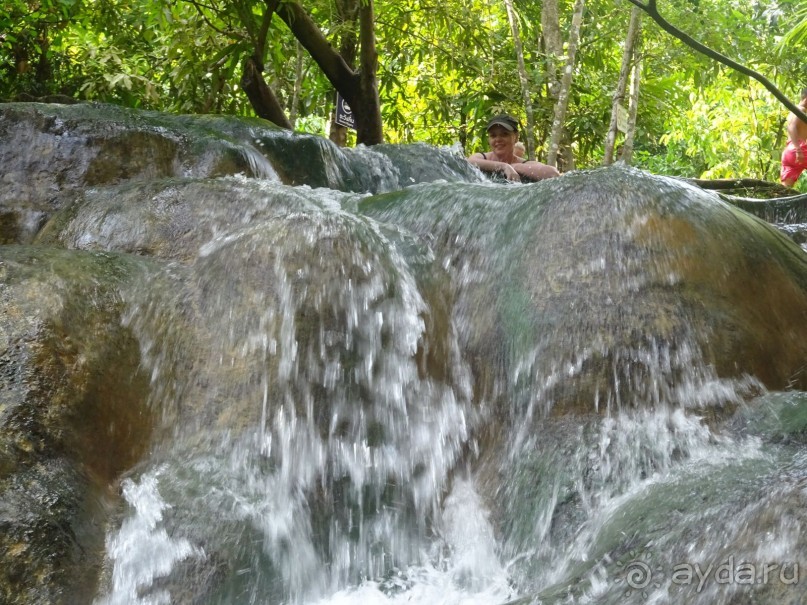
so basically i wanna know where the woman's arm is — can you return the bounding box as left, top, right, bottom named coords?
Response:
left=467, top=154, right=521, bottom=181
left=513, top=160, right=560, bottom=181
left=787, top=114, right=806, bottom=163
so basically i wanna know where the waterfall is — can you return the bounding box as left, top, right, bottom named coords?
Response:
left=3, top=104, right=807, bottom=605
left=93, top=188, right=480, bottom=604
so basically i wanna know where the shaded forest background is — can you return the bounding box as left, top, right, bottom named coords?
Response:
left=3, top=0, right=807, bottom=186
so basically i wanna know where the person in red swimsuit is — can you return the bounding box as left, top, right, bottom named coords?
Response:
left=780, top=87, right=807, bottom=188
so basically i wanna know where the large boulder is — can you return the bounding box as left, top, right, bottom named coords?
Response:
left=0, top=103, right=282, bottom=243
left=0, top=103, right=482, bottom=245
left=361, top=166, right=807, bottom=423
left=0, top=247, right=152, bottom=605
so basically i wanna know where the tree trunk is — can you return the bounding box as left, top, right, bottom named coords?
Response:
left=560, top=131, right=576, bottom=171
left=622, top=49, right=642, bottom=164
left=240, top=55, right=293, bottom=129
left=276, top=0, right=383, bottom=145
left=329, top=0, right=360, bottom=146
left=541, top=0, right=563, bottom=100
left=539, top=0, right=563, bottom=159
left=459, top=108, right=468, bottom=152
left=603, top=6, right=641, bottom=165
left=289, top=42, right=304, bottom=127
left=547, top=0, right=585, bottom=168
left=354, top=0, right=383, bottom=145
left=504, top=0, right=536, bottom=159
left=328, top=91, right=349, bottom=147
left=236, top=0, right=289, bottom=128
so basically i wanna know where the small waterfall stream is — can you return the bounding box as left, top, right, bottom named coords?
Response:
left=3, top=103, right=807, bottom=605
left=92, top=184, right=482, bottom=604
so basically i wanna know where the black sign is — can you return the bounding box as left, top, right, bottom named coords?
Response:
left=334, top=93, right=355, bottom=129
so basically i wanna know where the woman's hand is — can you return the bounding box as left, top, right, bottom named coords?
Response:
left=501, top=162, right=521, bottom=182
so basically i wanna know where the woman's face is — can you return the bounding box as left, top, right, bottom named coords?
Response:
left=487, top=125, right=517, bottom=155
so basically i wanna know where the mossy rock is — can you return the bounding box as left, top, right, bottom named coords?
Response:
left=361, top=166, right=807, bottom=423
left=0, top=246, right=153, bottom=604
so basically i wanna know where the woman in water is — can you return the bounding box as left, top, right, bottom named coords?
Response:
left=467, top=114, right=559, bottom=182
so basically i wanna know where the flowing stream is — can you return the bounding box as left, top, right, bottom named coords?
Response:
left=89, top=174, right=805, bottom=605
left=2, top=104, right=807, bottom=605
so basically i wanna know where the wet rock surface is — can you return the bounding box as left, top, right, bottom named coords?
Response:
left=0, top=247, right=153, bottom=604
left=2, top=104, right=807, bottom=604
left=0, top=102, right=480, bottom=245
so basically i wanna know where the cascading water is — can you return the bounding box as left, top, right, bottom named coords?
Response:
left=86, top=175, right=800, bottom=605
left=92, top=184, right=484, bottom=605
left=3, top=103, right=807, bottom=605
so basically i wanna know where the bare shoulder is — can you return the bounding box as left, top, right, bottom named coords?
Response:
left=790, top=108, right=807, bottom=124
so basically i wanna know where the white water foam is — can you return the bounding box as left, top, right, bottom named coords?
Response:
left=309, top=479, right=516, bottom=605
left=95, top=468, right=204, bottom=605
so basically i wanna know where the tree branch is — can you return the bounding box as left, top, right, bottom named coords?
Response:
left=186, top=0, right=242, bottom=40
left=356, top=0, right=383, bottom=144
left=625, top=0, right=807, bottom=123
left=275, top=0, right=359, bottom=105
left=255, top=0, right=281, bottom=58
left=240, top=55, right=293, bottom=128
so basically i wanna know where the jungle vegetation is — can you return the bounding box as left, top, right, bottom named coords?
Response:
left=2, top=0, right=805, bottom=185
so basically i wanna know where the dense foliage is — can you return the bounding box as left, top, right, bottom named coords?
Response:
left=1, top=0, right=805, bottom=183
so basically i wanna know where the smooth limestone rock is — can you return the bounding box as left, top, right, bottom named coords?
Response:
left=0, top=102, right=481, bottom=245
left=0, top=103, right=274, bottom=243
left=34, top=177, right=359, bottom=262
left=360, top=167, right=807, bottom=605
left=361, top=166, right=807, bottom=424
left=0, top=247, right=153, bottom=605
left=3, top=103, right=807, bottom=605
